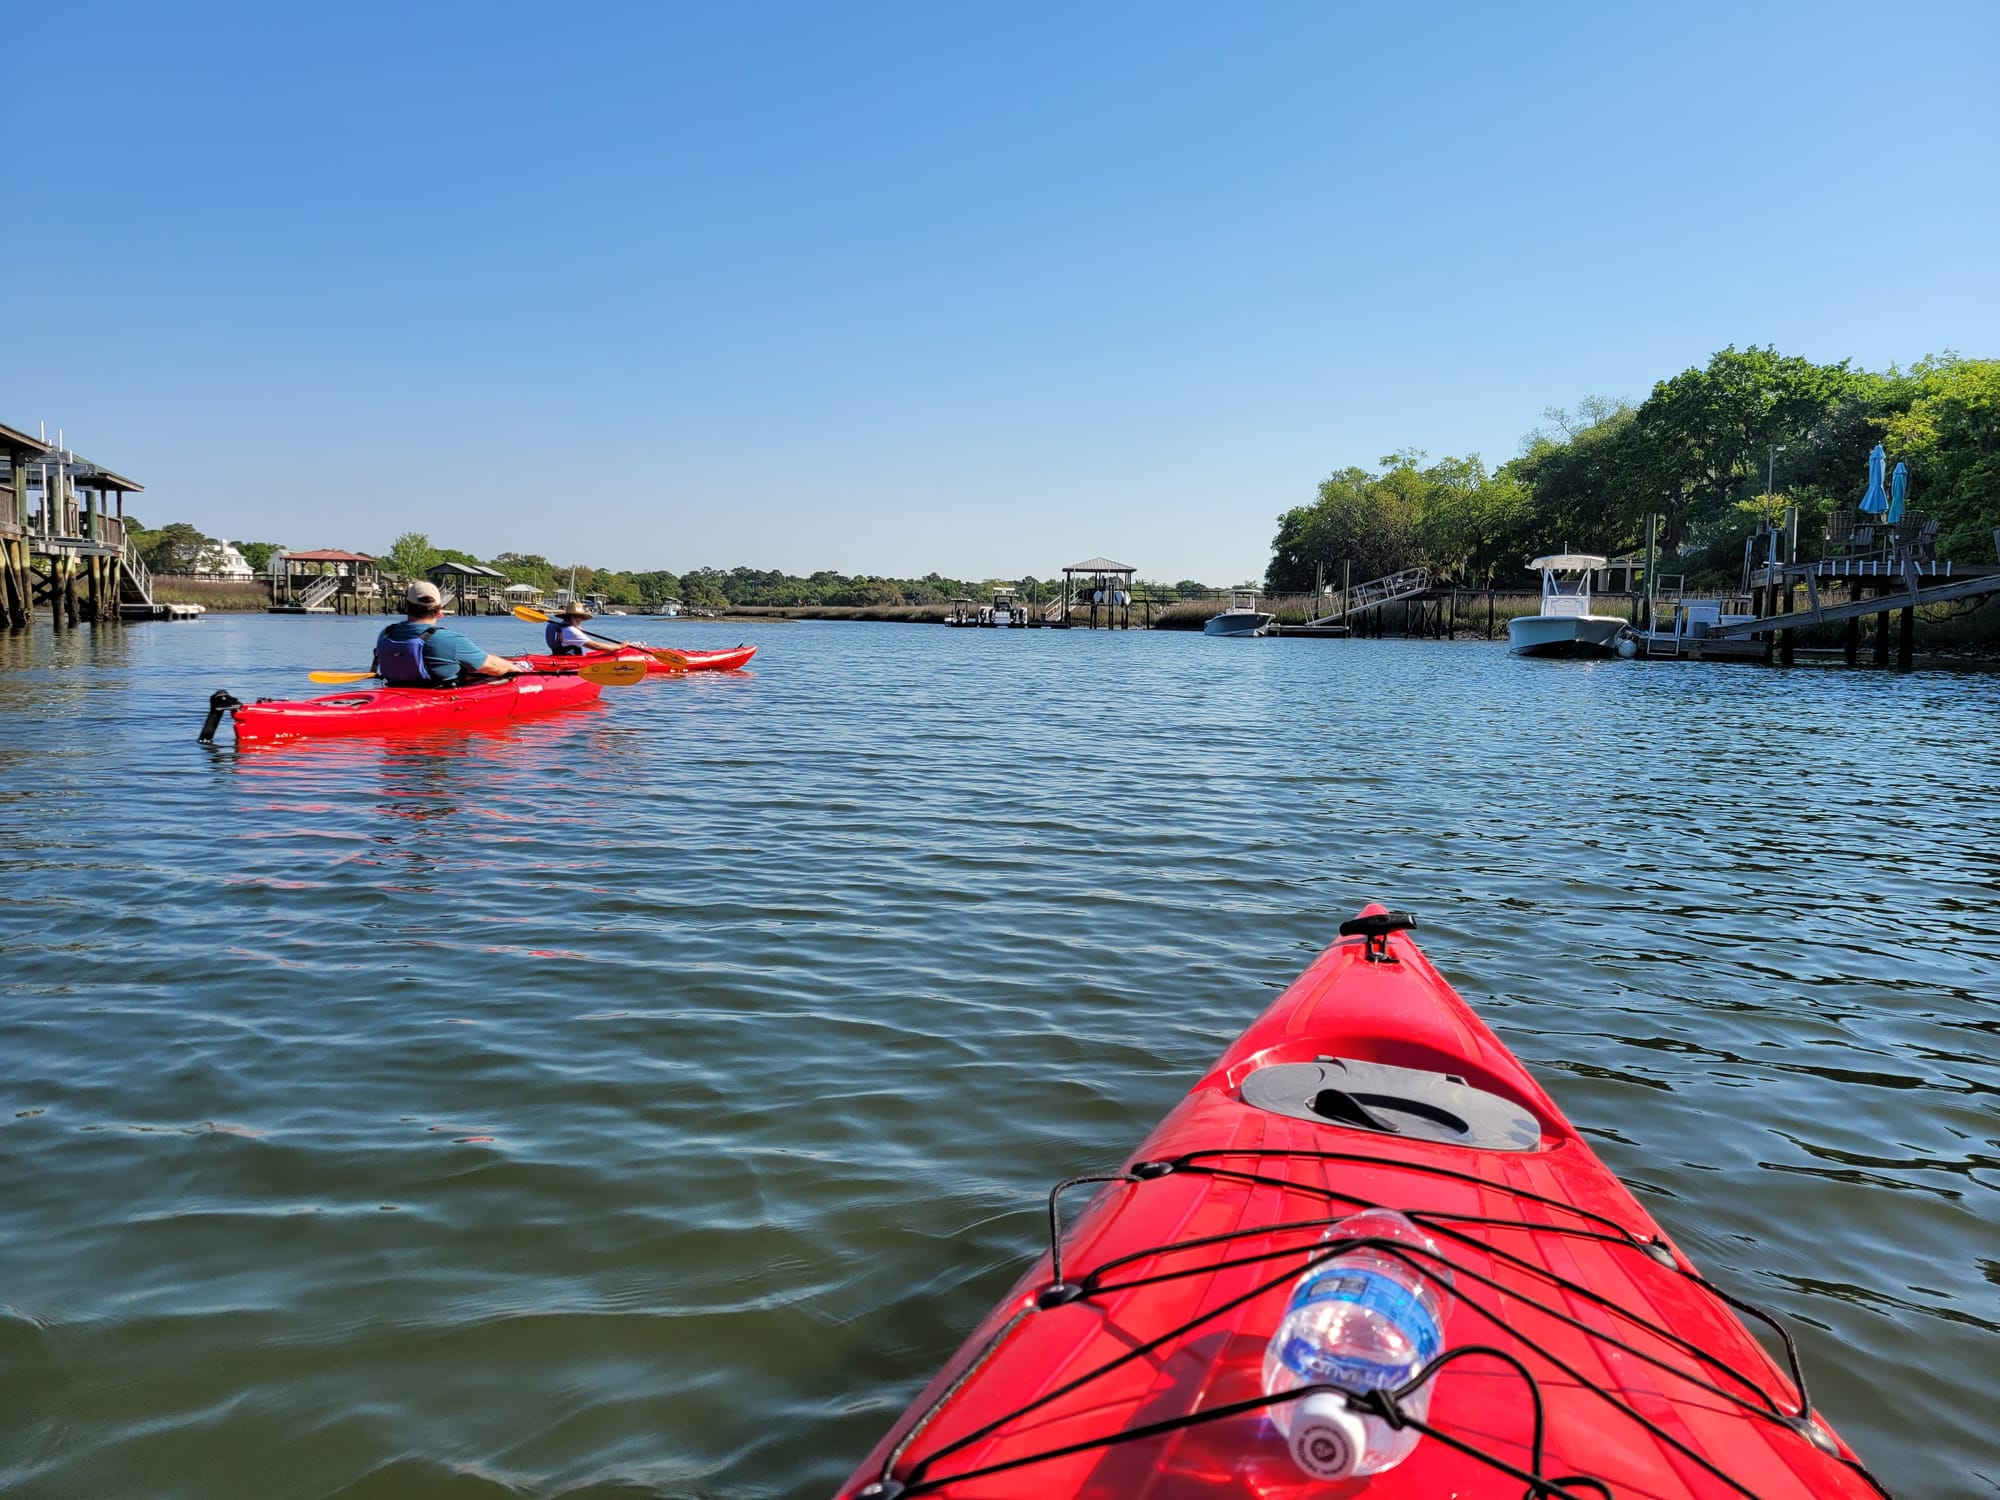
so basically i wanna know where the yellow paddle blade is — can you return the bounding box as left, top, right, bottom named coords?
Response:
left=572, top=658, right=650, bottom=687
left=309, top=669, right=379, bottom=684
left=512, top=605, right=552, bottom=623
left=643, top=646, right=691, bottom=669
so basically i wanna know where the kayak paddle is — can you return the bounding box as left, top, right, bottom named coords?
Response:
left=307, top=658, right=649, bottom=687
left=511, top=605, right=691, bottom=669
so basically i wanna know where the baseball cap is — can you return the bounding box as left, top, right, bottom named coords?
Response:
left=405, top=580, right=443, bottom=608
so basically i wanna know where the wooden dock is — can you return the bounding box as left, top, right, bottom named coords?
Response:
left=1631, top=515, right=2000, bottom=668
left=1, top=422, right=156, bottom=628
left=1730, top=553, right=2000, bottom=668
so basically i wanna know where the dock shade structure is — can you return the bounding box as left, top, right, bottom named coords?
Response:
left=1, top=421, right=154, bottom=627
left=1059, top=556, right=1137, bottom=629
left=273, top=550, right=380, bottom=612
left=425, top=560, right=509, bottom=615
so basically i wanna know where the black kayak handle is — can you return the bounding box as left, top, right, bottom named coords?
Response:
left=1338, top=910, right=1417, bottom=963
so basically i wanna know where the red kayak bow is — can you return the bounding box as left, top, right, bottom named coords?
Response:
left=839, top=908, right=1885, bottom=1500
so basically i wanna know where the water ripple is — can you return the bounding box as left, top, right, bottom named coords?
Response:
left=0, top=619, right=1995, bottom=1497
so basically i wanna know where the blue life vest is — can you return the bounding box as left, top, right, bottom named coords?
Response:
left=544, top=620, right=585, bottom=655
left=376, top=627, right=439, bottom=686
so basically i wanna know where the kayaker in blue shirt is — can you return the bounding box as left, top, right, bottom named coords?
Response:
left=374, top=581, right=528, bottom=687
left=543, top=600, right=596, bottom=655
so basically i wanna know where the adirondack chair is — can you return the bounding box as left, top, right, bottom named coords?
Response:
left=1897, top=515, right=1940, bottom=562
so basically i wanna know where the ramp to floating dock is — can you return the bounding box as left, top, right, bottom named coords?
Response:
left=1302, top=567, right=1428, bottom=627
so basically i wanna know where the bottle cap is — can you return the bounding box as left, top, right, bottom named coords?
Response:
left=1288, top=1391, right=1365, bottom=1480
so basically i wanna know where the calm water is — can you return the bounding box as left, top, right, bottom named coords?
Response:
left=0, top=616, right=1995, bottom=1499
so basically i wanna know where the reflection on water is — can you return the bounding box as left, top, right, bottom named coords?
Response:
left=0, top=616, right=1995, bottom=1498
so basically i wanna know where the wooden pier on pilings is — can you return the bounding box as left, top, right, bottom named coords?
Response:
left=1733, top=550, right=2000, bottom=669
left=1, top=421, right=154, bottom=629
left=1637, top=513, right=2000, bottom=668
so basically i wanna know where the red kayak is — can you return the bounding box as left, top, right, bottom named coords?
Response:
left=841, top=909, right=1884, bottom=1500
left=220, top=674, right=602, bottom=745
left=514, top=643, right=758, bottom=676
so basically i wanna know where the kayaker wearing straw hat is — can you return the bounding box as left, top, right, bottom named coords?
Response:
left=373, top=580, right=529, bottom=688
left=542, top=600, right=596, bottom=656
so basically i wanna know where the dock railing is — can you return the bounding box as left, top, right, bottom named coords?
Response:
left=119, top=529, right=154, bottom=606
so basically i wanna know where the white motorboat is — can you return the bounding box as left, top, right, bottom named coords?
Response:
left=1507, top=554, right=1625, bottom=657
left=988, top=588, right=1027, bottom=628
left=1203, top=587, right=1274, bottom=637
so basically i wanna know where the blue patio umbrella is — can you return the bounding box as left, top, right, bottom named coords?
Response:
left=1858, top=443, right=1888, bottom=515
left=1886, top=460, right=1908, bottom=524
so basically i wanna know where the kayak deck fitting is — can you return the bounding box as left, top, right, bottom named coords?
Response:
left=840, top=909, right=1889, bottom=1500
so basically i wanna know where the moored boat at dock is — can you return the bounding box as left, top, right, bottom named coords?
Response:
left=1203, top=587, right=1274, bottom=636
left=1506, top=554, right=1625, bottom=657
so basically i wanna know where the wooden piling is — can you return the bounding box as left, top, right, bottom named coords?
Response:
left=1872, top=582, right=1891, bottom=666
left=1897, top=602, right=1915, bottom=670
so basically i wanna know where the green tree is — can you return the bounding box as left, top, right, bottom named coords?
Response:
left=140, top=521, right=213, bottom=573
left=383, top=532, right=438, bottom=580
left=1266, top=463, right=1422, bottom=591
left=1885, top=356, right=2000, bottom=558
left=1413, top=455, right=1532, bottom=585
left=236, top=541, right=284, bottom=574
left=491, top=552, right=559, bottom=591
left=1628, top=346, right=1870, bottom=550
left=682, top=568, right=730, bottom=609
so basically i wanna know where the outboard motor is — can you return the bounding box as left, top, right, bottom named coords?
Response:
left=198, top=689, right=243, bottom=744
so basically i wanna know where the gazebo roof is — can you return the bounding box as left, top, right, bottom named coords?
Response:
left=426, top=561, right=507, bottom=579
left=502, top=581, right=542, bottom=594
left=284, top=548, right=375, bottom=563
left=1063, top=556, right=1135, bottom=574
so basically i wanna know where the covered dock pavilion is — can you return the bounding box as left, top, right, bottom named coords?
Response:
left=1059, top=556, right=1137, bottom=628
left=273, top=549, right=380, bottom=613
left=425, top=560, right=511, bottom=615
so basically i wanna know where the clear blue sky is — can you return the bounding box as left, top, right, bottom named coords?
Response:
left=8, top=1, right=1996, bottom=584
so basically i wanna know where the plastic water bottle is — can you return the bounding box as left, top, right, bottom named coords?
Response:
left=1260, top=1208, right=1454, bottom=1480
